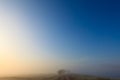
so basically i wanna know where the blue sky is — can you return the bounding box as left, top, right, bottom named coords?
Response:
left=0, top=0, right=120, bottom=78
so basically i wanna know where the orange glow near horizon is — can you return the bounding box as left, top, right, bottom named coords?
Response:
left=0, top=4, right=54, bottom=76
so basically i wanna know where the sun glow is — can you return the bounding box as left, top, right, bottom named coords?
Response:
left=0, top=4, right=35, bottom=76
left=0, top=4, right=56, bottom=76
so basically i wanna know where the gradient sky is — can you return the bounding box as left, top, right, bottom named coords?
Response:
left=0, top=0, right=120, bottom=78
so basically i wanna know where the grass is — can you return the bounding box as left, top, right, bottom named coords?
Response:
left=0, top=74, right=119, bottom=80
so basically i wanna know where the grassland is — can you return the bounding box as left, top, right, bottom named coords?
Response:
left=0, top=74, right=119, bottom=80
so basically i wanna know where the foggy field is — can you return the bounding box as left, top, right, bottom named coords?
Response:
left=0, top=74, right=119, bottom=80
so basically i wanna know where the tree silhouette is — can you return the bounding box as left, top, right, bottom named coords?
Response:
left=57, top=69, right=71, bottom=80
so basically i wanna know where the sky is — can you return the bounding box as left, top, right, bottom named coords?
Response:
left=0, top=0, right=120, bottom=78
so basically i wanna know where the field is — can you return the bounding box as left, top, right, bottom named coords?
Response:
left=0, top=74, right=119, bottom=80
